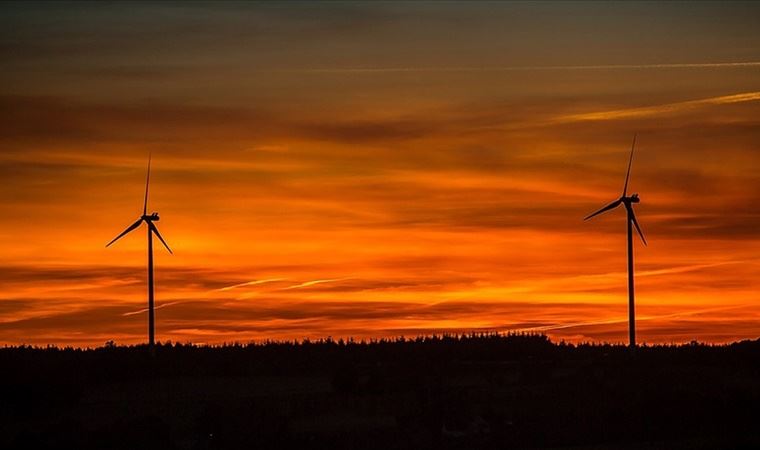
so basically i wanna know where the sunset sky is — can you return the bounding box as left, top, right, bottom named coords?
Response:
left=1, top=2, right=759, bottom=346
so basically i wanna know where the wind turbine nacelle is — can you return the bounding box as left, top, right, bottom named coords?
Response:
left=630, top=194, right=640, bottom=203
left=143, top=212, right=160, bottom=221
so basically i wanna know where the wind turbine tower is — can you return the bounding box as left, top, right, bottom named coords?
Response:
left=107, top=155, right=173, bottom=347
left=584, top=135, right=647, bottom=348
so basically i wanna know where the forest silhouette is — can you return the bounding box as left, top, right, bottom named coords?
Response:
left=2, top=333, right=759, bottom=449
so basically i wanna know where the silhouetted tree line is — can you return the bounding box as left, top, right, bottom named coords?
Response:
left=1, top=334, right=759, bottom=449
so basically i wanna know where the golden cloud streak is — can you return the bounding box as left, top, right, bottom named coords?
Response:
left=265, top=61, right=760, bottom=74
left=557, top=92, right=760, bottom=122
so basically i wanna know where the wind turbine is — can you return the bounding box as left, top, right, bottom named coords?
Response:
left=106, top=155, right=173, bottom=347
left=584, top=135, right=646, bottom=349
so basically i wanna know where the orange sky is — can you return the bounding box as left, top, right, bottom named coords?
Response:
left=1, top=2, right=759, bottom=346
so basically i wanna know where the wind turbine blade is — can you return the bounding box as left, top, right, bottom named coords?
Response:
left=143, top=154, right=151, bottom=215
left=622, top=133, right=636, bottom=197
left=627, top=205, right=647, bottom=246
left=106, top=218, right=144, bottom=247
left=149, top=222, right=173, bottom=254
left=584, top=199, right=622, bottom=221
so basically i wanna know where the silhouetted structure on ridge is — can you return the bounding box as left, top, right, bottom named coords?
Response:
left=585, top=135, right=647, bottom=348
left=106, top=155, right=173, bottom=347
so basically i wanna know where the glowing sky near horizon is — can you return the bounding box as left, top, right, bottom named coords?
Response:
left=1, top=2, right=759, bottom=346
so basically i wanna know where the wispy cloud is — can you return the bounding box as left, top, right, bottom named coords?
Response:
left=637, top=261, right=750, bottom=278
left=3, top=3, right=760, bottom=347
left=280, top=278, right=352, bottom=290
left=122, top=301, right=180, bottom=317
left=556, top=92, right=760, bottom=122
left=264, top=61, right=760, bottom=74
left=514, top=305, right=748, bottom=334
left=217, top=278, right=287, bottom=291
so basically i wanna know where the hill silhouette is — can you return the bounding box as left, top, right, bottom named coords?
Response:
left=1, top=333, right=759, bottom=449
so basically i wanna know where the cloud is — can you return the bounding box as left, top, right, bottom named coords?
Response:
left=0, top=299, right=601, bottom=345
left=269, top=61, right=760, bottom=74
left=555, top=92, right=760, bottom=123
left=2, top=2, right=760, bottom=347
left=122, top=301, right=180, bottom=317
left=0, top=95, right=458, bottom=149
left=1, top=290, right=758, bottom=346
left=0, top=264, right=251, bottom=294
left=217, top=278, right=288, bottom=291
left=279, top=278, right=353, bottom=291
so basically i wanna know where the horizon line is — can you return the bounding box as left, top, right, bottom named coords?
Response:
left=5, top=333, right=757, bottom=351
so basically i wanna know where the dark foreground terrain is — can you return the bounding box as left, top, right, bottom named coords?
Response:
left=1, top=334, right=759, bottom=449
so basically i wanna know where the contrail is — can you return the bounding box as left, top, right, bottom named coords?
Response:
left=265, top=61, right=760, bottom=74
left=217, top=278, right=287, bottom=291
left=122, top=301, right=179, bottom=317
left=280, top=278, right=351, bottom=290
left=557, top=91, right=760, bottom=122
